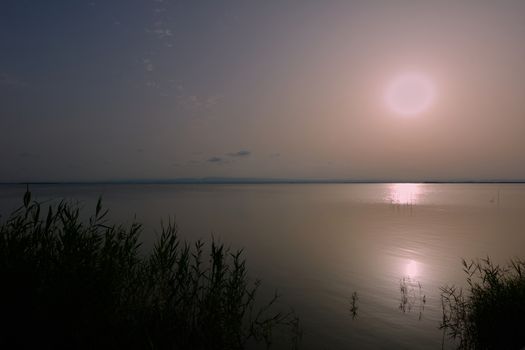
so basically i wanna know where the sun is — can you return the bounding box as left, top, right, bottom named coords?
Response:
left=385, top=72, right=436, bottom=116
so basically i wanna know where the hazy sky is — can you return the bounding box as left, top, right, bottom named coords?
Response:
left=2, top=0, right=525, bottom=182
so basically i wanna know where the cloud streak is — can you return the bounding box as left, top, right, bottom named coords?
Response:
left=227, top=150, right=251, bottom=157
left=207, top=156, right=224, bottom=163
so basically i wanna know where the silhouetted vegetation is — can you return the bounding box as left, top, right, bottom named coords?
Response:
left=399, top=277, right=425, bottom=320
left=349, top=291, right=359, bottom=320
left=440, top=258, right=525, bottom=350
left=0, top=190, right=300, bottom=349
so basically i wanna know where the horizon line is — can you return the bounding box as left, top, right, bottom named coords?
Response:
left=2, top=177, right=525, bottom=185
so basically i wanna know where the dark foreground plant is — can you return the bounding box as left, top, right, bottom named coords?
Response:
left=399, top=277, right=425, bottom=320
left=440, top=258, right=525, bottom=350
left=349, top=291, right=358, bottom=320
left=0, top=190, right=300, bottom=349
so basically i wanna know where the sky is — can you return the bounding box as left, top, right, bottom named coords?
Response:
left=2, top=0, right=525, bottom=182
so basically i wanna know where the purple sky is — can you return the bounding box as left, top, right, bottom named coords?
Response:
left=2, top=1, right=525, bottom=182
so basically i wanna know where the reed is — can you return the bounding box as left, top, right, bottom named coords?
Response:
left=440, top=257, right=525, bottom=350
left=399, top=277, right=425, bottom=320
left=0, top=189, right=299, bottom=349
left=349, top=291, right=359, bottom=320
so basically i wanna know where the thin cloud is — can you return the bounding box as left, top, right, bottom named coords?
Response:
left=207, top=156, right=224, bottom=163
left=227, top=150, right=251, bottom=157
left=143, top=59, right=154, bottom=72
left=146, top=19, right=173, bottom=39
left=175, top=94, right=220, bottom=110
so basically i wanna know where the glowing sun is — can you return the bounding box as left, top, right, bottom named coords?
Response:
left=385, top=72, right=436, bottom=116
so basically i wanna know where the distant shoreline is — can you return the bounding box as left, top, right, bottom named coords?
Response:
left=1, top=179, right=525, bottom=185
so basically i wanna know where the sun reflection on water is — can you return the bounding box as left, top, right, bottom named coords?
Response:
left=388, top=183, right=421, bottom=205
left=405, top=259, right=419, bottom=277
left=399, top=259, right=426, bottom=316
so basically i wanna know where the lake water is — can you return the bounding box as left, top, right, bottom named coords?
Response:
left=1, top=183, right=525, bottom=349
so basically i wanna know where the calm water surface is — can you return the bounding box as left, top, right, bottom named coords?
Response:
left=1, top=183, right=525, bottom=349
